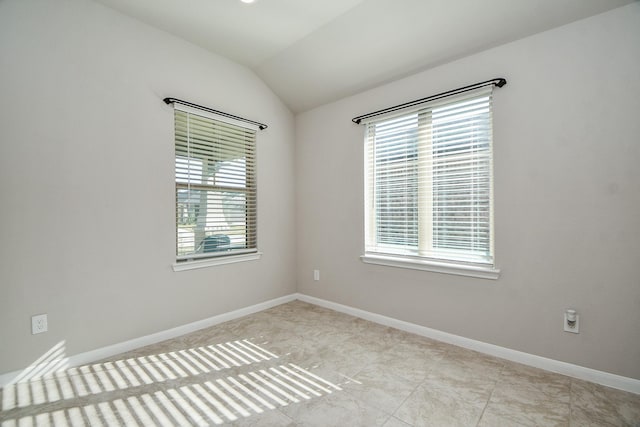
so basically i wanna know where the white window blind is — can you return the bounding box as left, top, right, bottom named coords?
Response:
left=364, top=86, right=495, bottom=266
left=173, top=104, right=257, bottom=261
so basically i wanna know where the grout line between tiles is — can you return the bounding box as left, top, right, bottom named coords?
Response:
left=473, top=361, right=504, bottom=426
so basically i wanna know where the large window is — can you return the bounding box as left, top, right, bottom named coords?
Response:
left=173, top=104, right=257, bottom=264
left=363, top=87, right=498, bottom=277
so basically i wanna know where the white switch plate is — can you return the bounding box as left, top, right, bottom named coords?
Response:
left=32, top=314, right=48, bottom=334
left=313, top=270, right=320, bottom=281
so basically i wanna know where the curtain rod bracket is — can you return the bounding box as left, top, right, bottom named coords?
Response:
left=163, top=97, right=268, bottom=130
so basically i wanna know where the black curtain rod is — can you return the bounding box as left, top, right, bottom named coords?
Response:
left=351, top=77, right=507, bottom=125
left=163, top=97, right=268, bottom=130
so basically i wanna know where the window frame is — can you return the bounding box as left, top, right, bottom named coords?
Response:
left=170, top=103, right=261, bottom=272
left=362, top=87, right=500, bottom=280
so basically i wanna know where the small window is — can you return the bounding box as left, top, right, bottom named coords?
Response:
left=363, top=86, right=497, bottom=274
left=173, top=105, right=257, bottom=263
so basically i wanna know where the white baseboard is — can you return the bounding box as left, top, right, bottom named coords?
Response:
left=0, top=294, right=297, bottom=387
left=295, top=293, right=640, bottom=395
left=3, top=292, right=638, bottom=395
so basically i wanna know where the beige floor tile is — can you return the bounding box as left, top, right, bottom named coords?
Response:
left=280, top=391, right=389, bottom=427
left=393, top=382, right=488, bottom=427
left=424, top=369, right=496, bottom=404
left=383, top=415, right=413, bottom=426
left=477, top=411, right=530, bottom=427
left=370, top=336, right=446, bottom=384
left=570, top=379, right=640, bottom=427
left=229, top=409, right=296, bottom=426
left=342, top=365, right=421, bottom=415
left=500, top=362, right=571, bottom=390
left=477, top=361, right=572, bottom=426
left=483, top=381, right=570, bottom=427
left=436, top=347, right=505, bottom=381
left=569, top=406, right=625, bottom=427
left=281, top=348, right=366, bottom=388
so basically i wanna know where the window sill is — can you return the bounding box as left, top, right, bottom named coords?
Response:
left=173, top=252, right=262, bottom=272
left=360, top=254, right=500, bottom=280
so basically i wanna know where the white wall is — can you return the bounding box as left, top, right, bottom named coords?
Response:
left=0, top=0, right=296, bottom=374
left=295, top=4, right=640, bottom=379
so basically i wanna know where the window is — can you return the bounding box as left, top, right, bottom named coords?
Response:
left=363, top=86, right=499, bottom=278
left=172, top=104, right=258, bottom=267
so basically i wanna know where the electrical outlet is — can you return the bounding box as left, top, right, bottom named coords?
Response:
left=32, top=314, right=48, bottom=334
left=563, top=312, right=579, bottom=334
left=313, top=269, right=320, bottom=281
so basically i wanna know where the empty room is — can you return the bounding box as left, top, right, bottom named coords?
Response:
left=1, top=0, right=639, bottom=426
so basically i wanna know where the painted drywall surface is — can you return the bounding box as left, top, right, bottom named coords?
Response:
left=295, top=4, right=640, bottom=379
left=0, top=0, right=295, bottom=374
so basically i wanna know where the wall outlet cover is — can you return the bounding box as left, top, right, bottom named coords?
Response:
left=32, top=314, right=48, bottom=334
left=563, top=313, right=579, bottom=334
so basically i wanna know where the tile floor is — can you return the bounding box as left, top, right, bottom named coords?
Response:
left=1, top=301, right=639, bottom=426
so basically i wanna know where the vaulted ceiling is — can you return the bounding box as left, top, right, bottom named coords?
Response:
left=94, top=0, right=635, bottom=112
